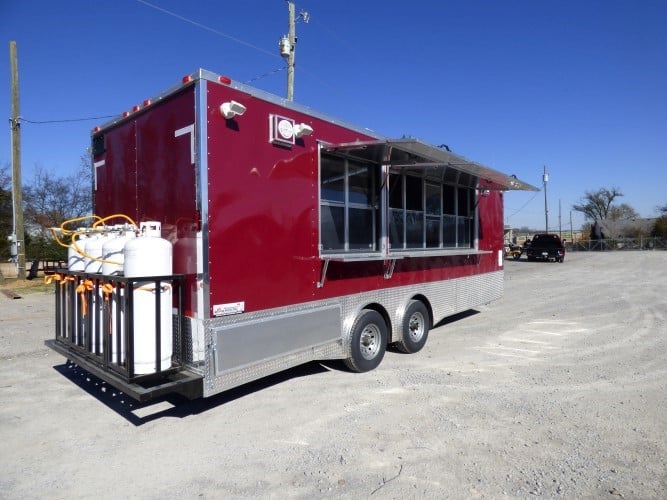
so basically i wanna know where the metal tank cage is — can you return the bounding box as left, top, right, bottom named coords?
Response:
left=45, top=270, right=202, bottom=401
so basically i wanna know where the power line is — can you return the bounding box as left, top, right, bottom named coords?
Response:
left=136, top=1, right=340, bottom=96
left=18, top=115, right=114, bottom=125
left=246, top=65, right=287, bottom=84
left=134, top=0, right=280, bottom=59
left=506, top=190, right=540, bottom=219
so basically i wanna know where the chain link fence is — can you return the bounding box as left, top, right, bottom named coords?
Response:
left=568, top=237, right=667, bottom=251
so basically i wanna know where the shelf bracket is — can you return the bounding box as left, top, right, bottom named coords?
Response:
left=317, top=259, right=330, bottom=288
left=383, top=258, right=396, bottom=279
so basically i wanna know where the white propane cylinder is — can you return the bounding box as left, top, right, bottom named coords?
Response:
left=68, top=234, right=88, bottom=271
left=123, top=221, right=173, bottom=375
left=83, top=232, right=107, bottom=355
left=104, top=228, right=136, bottom=366
left=101, top=229, right=136, bottom=276
left=84, top=233, right=107, bottom=273
left=66, top=233, right=88, bottom=345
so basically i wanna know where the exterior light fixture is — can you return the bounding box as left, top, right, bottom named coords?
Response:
left=220, top=101, right=247, bottom=119
left=294, top=123, right=313, bottom=138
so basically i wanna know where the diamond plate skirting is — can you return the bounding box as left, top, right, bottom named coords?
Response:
left=193, top=270, right=503, bottom=398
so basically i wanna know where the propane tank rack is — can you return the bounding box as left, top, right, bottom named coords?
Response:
left=45, top=270, right=203, bottom=401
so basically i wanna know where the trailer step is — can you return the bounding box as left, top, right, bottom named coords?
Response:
left=45, top=339, right=203, bottom=401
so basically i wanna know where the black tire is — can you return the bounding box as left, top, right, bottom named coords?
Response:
left=344, top=309, right=387, bottom=373
left=395, top=300, right=430, bottom=354
left=513, top=253, right=521, bottom=260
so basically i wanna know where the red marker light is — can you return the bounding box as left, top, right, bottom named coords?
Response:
left=219, top=75, right=232, bottom=85
left=133, top=105, right=140, bottom=112
left=93, top=126, right=101, bottom=133
left=143, top=99, right=151, bottom=106
left=182, top=75, right=193, bottom=83
left=123, top=111, right=130, bottom=117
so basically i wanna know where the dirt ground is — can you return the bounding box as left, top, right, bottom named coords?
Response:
left=1, top=251, right=665, bottom=499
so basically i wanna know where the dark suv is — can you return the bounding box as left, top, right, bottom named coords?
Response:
left=525, top=233, right=565, bottom=262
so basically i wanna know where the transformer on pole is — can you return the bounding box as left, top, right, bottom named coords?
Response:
left=280, top=1, right=308, bottom=101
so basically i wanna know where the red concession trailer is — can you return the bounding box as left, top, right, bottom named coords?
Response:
left=46, top=69, right=537, bottom=401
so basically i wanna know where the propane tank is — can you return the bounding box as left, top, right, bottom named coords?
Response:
left=68, top=233, right=88, bottom=271
left=101, top=227, right=135, bottom=364
left=123, top=221, right=173, bottom=374
left=124, top=222, right=172, bottom=277
left=101, top=227, right=136, bottom=276
left=66, top=232, right=89, bottom=346
left=84, top=232, right=107, bottom=273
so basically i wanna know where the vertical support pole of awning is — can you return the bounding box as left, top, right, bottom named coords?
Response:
left=380, top=144, right=392, bottom=258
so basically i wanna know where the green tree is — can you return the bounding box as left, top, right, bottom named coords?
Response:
left=0, top=163, right=12, bottom=259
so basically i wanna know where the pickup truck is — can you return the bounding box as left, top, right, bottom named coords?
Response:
left=525, top=233, right=565, bottom=262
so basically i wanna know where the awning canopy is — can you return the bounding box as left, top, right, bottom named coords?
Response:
left=323, top=139, right=538, bottom=192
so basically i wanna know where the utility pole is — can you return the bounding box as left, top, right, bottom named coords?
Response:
left=9, top=41, right=25, bottom=279
left=279, top=2, right=308, bottom=101
left=543, top=165, right=549, bottom=234
left=559, top=198, right=562, bottom=239
left=286, top=1, right=296, bottom=101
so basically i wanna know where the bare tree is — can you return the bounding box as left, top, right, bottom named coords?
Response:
left=653, top=204, right=667, bottom=237
left=572, top=187, right=624, bottom=221
left=23, top=156, right=93, bottom=236
left=608, top=203, right=639, bottom=221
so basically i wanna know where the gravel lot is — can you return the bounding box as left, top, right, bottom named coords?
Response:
left=1, top=251, right=666, bottom=499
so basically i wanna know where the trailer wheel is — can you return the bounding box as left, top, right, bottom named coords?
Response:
left=396, top=300, right=430, bottom=354
left=344, top=309, right=387, bottom=373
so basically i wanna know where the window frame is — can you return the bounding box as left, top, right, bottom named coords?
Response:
left=386, top=170, right=478, bottom=253
left=319, top=153, right=380, bottom=257
left=318, top=143, right=486, bottom=261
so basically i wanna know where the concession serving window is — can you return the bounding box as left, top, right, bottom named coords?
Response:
left=318, top=139, right=537, bottom=263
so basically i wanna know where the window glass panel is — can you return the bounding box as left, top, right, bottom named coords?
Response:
left=389, top=208, right=404, bottom=249
left=349, top=207, right=374, bottom=250
left=406, top=211, right=424, bottom=248
left=348, top=163, right=372, bottom=205
left=425, top=184, right=441, bottom=215
left=426, top=218, right=440, bottom=247
left=457, top=216, right=471, bottom=247
left=321, top=204, right=345, bottom=251
left=443, top=184, right=456, bottom=215
left=321, top=157, right=345, bottom=203
left=405, top=176, right=423, bottom=211
left=444, top=168, right=458, bottom=184
left=458, top=187, right=470, bottom=216
left=389, top=174, right=403, bottom=209
left=442, top=214, right=457, bottom=247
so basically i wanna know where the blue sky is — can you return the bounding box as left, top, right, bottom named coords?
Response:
left=2, top=0, right=666, bottom=230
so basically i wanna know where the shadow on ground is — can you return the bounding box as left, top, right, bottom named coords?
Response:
left=52, top=308, right=481, bottom=425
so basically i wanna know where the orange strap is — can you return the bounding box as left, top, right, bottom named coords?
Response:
left=101, top=283, right=115, bottom=302
left=44, top=273, right=62, bottom=285
left=135, top=283, right=172, bottom=292
left=100, top=283, right=115, bottom=336
left=60, top=276, right=76, bottom=286
left=75, top=279, right=95, bottom=316
left=45, top=273, right=76, bottom=286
